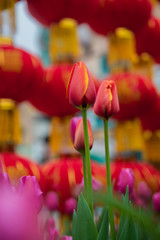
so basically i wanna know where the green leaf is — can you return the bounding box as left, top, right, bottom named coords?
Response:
left=117, top=187, right=129, bottom=240
left=72, top=210, right=77, bottom=240
left=76, top=193, right=98, bottom=240
left=118, top=216, right=138, bottom=240
left=96, top=208, right=107, bottom=232
left=97, top=208, right=110, bottom=240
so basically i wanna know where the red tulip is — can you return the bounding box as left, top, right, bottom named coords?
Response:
left=74, top=118, right=93, bottom=152
left=93, top=80, right=120, bottom=119
left=67, top=62, right=96, bottom=109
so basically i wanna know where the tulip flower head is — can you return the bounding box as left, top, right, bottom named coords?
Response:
left=152, top=192, right=160, bottom=212
left=67, top=62, right=96, bottom=109
left=94, top=80, right=120, bottom=119
left=70, top=116, right=82, bottom=142
left=117, top=168, right=134, bottom=195
left=137, top=181, right=151, bottom=200
left=73, top=118, right=93, bottom=152
left=65, top=198, right=77, bottom=215
left=45, top=191, right=59, bottom=211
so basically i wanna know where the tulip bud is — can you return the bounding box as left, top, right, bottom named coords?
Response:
left=45, top=191, right=59, bottom=211
left=137, top=181, right=151, bottom=200
left=67, top=62, right=96, bottom=109
left=70, top=116, right=82, bottom=142
left=152, top=192, right=160, bottom=212
left=117, top=168, right=134, bottom=195
left=73, top=118, right=93, bottom=152
left=65, top=198, right=77, bottom=215
left=93, top=80, right=120, bottom=119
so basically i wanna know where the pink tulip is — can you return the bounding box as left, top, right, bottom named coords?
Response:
left=45, top=191, right=59, bottom=211
left=153, top=192, right=160, bottom=212
left=60, top=236, right=72, bottom=240
left=65, top=198, right=77, bottom=215
left=137, top=181, right=151, bottom=200
left=94, top=80, right=119, bottom=119
left=19, top=176, right=43, bottom=213
left=70, top=116, right=82, bottom=142
left=67, top=62, right=96, bottom=109
left=117, top=168, right=134, bottom=195
left=73, top=118, right=93, bottom=152
left=80, top=177, right=102, bottom=191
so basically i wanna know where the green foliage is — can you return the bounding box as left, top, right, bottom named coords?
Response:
left=72, top=193, right=97, bottom=240
left=97, top=208, right=110, bottom=240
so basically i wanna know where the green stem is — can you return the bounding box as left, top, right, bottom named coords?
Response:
left=104, top=119, right=116, bottom=240
left=82, top=108, right=94, bottom=216
left=81, top=151, right=88, bottom=202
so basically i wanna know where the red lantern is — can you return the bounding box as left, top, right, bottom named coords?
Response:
left=0, top=42, right=44, bottom=102
left=24, top=0, right=151, bottom=36
left=42, top=157, right=106, bottom=212
left=30, top=63, right=78, bottom=117
left=136, top=17, right=160, bottom=63
left=141, top=96, right=160, bottom=132
left=89, top=0, right=151, bottom=35
left=110, top=72, right=158, bottom=120
left=112, top=161, right=160, bottom=193
left=1, top=152, right=45, bottom=191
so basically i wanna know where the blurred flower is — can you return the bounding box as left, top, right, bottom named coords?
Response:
left=65, top=198, right=77, bottom=215
left=67, top=61, right=96, bottom=109
left=70, top=116, right=82, bottom=142
left=60, top=236, right=72, bottom=240
left=117, top=168, right=134, bottom=195
left=137, top=181, right=151, bottom=200
left=81, top=177, right=102, bottom=191
left=19, top=176, right=43, bottom=213
left=45, top=191, right=59, bottom=211
left=73, top=118, right=93, bottom=152
left=94, top=80, right=119, bottom=119
left=153, top=192, right=160, bottom=212
left=0, top=173, right=41, bottom=240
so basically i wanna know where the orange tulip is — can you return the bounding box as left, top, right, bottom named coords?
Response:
left=74, top=118, right=93, bottom=152
left=94, top=80, right=120, bottom=119
left=67, top=62, right=96, bottom=109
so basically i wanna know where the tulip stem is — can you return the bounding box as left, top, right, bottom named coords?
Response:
left=104, top=119, right=116, bottom=240
left=82, top=109, right=94, bottom=216
left=81, top=151, right=88, bottom=203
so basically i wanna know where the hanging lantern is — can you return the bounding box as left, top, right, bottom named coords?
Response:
left=136, top=17, right=160, bottom=63
left=132, top=53, right=153, bottom=79
left=112, top=161, right=160, bottom=193
left=89, top=0, right=152, bottom=35
left=141, top=97, right=160, bottom=164
left=0, top=39, right=44, bottom=102
left=1, top=152, right=45, bottom=190
left=108, top=28, right=136, bottom=73
left=41, top=157, right=106, bottom=212
left=0, top=99, right=20, bottom=152
left=0, top=0, right=16, bottom=37
left=111, top=72, right=158, bottom=121
left=49, top=19, right=80, bottom=64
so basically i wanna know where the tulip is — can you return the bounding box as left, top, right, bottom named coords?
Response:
left=19, top=176, right=43, bottom=213
left=137, top=181, right=151, bottom=200
left=60, top=236, right=72, bottom=240
left=65, top=198, right=77, bottom=215
left=74, top=118, right=93, bottom=152
left=93, top=80, right=120, bottom=119
left=67, top=62, right=96, bottom=109
left=70, top=116, right=82, bottom=143
left=45, top=191, right=59, bottom=211
left=152, top=192, right=160, bottom=212
left=80, top=177, right=102, bottom=191
left=117, top=168, right=134, bottom=195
